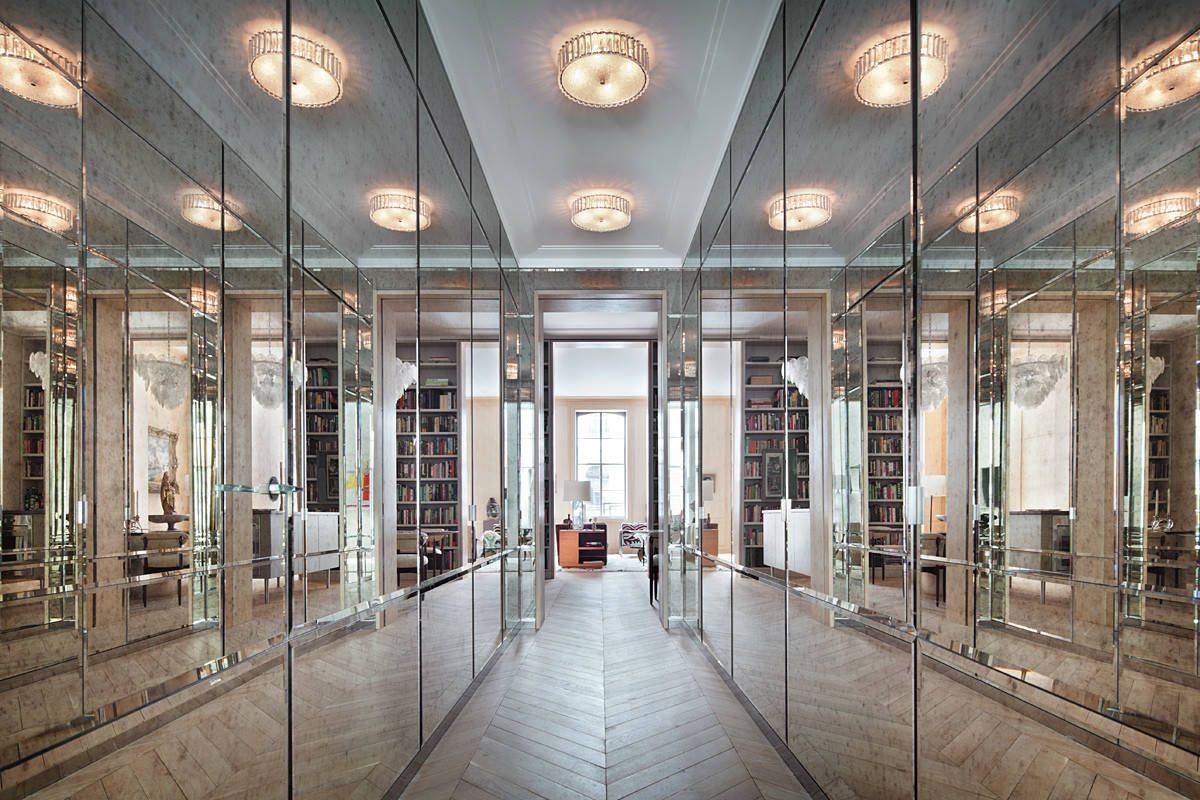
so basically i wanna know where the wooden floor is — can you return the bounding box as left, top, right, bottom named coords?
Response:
left=400, top=570, right=811, bottom=800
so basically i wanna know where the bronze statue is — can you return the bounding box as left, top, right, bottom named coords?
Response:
left=159, top=470, right=179, bottom=516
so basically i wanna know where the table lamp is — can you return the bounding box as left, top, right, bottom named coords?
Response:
left=564, top=480, right=592, bottom=530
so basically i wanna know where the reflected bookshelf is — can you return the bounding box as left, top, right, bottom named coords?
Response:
left=741, top=341, right=809, bottom=569
left=397, top=341, right=461, bottom=572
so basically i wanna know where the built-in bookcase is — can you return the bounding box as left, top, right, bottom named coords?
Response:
left=1147, top=340, right=1171, bottom=520
left=397, top=341, right=461, bottom=572
left=305, top=343, right=340, bottom=513
left=865, top=337, right=904, bottom=547
left=740, top=341, right=809, bottom=568
left=648, top=341, right=661, bottom=531
left=21, top=341, right=45, bottom=512
left=542, top=341, right=554, bottom=578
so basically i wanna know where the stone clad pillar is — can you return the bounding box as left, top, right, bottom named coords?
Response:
left=1074, top=297, right=1117, bottom=636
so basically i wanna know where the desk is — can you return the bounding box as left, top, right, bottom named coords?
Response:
left=556, top=524, right=607, bottom=568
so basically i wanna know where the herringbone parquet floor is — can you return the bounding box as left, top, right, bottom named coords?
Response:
left=400, top=571, right=811, bottom=800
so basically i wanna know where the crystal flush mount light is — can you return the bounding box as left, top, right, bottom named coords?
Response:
left=181, top=192, right=244, bottom=232
left=249, top=30, right=343, bottom=107
left=854, top=32, right=948, bottom=108
left=767, top=192, right=832, bottom=231
left=0, top=23, right=79, bottom=108
left=1124, top=193, right=1197, bottom=237
left=2, top=189, right=74, bottom=233
left=1124, top=34, right=1200, bottom=112
left=956, top=194, right=1020, bottom=233
left=569, top=192, right=632, bottom=232
left=558, top=30, right=649, bottom=108
left=369, top=191, right=432, bottom=232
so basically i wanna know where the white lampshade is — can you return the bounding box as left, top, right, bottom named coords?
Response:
left=923, top=474, right=947, bottom=498
left=563, top=480, right=592, bottom=503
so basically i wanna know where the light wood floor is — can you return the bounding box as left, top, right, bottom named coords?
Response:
left=401, top=570, right=811, bottom=800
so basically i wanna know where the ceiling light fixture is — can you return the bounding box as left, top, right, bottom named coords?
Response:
left=1124, top=193, right=1196, bottom=237
left=767, top=192, right=832, bottom=231
left=854, top=32, right=948, bottom=108
left=956, top=194, right=1020, bottom=233
left=2, top=189, right=74, bottom=233
left=0, top=23, right=79, bottom=108
left=368, top=190, right=431, bottom=232
left=248, top=30, right=343, bottom=107
left=181, top=192, right=244, bottom=232
left=558, top=30, right=649, bottom=108
left=569, top=192, right=632, bottom=232
left=1124, top=34, right=1200, bottom=112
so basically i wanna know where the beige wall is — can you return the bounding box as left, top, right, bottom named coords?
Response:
left=553, top=396, right=648, bottom=553
left=702, top=396, right=734, bottom=555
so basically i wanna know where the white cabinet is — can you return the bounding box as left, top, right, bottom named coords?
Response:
left=301, top=511, right=340, bottom=573
left=762, top=508, right=811, bottom=575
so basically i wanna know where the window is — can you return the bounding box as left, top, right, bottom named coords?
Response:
left=575, top=411, right=626, bottom=517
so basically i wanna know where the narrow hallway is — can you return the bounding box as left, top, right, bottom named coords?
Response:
left=400, top=572, right=811, bottom=800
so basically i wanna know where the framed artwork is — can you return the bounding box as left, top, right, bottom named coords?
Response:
left=147, top=427, right=179, bottom=493
left=763, top=451, right=784, bottom=499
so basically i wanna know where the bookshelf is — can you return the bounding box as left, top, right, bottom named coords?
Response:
left=397, top=341, right=461, bottom=573
left=305, top=345, right=339, bottom=512
left=542, top=341, right=554, bottom=578
left=648, top=340, right=660, bottom=531
left=740, top=341, right=809, bottom=569
left=865, top=337, right=904, bottom=549
left=1147, top=340, right=1170, bottom=521
left=21, top=373, right=45, bottom=512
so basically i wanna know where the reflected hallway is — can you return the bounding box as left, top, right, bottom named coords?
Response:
left=398, top=571, right=811, bottom=800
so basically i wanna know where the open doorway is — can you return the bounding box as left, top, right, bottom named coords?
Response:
left=548, top=341, right=653, bottom=574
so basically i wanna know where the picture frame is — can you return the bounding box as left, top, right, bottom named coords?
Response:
left=763, top=451, right=784, bottom=499
left=147, top=426, right=179, bottom=493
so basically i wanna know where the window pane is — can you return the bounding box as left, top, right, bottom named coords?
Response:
left=601, top=465, right=625, bottom=489
left=601, top=412, right=625, bottom=440
left=577, top=439, right=601, bottom=465
left=578, top=463, right=601, bottom=482
left=577, top=412, right=601, bottom=439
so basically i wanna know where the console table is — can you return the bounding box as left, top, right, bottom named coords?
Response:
left=556, top=523, right=608, bottom=569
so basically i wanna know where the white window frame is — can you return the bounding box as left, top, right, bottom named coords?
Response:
left=574, top=410, right=627, bottom=518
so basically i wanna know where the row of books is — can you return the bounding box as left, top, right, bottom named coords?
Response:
left=868, top=387, right=902, bottom=408
left=23, top=387, right=44, bottom=408
left=399, top=507, right=459, bottom=526
left=398, top=461, right=459, bottom=479
left=307, top=416, right=338, bottom=433
left=398, top=484, right=457, bottom=502
left=868, top=481, right=903, bottom=500
left=307, top=365, right=336, bottom=387
left=398, top=441, right=459, bottom=457
left=397, top=417, right=458, bottom=433
left=398, top=388, right=457, bottom=411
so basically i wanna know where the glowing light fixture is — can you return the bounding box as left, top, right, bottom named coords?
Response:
left=1124, top=193, right=1196, bottom=237
left=956, top=194, right=1020, bottom=233
left=181, top=192, right=243, bottom=232
left=854, top=32, right=948, bottom=108
left=2, top=189, right=74, bottom=233
left=0, top=23, right=78, bottom=108
left=1124, top=34, right=1200, bottom=112
left=248, top=30, right=343, bottom=107
left=558, top=30, right=649, bottom=108
left=767, top=192, right=832, bottom=231
left=368, top=191, right=431, bottom=232
left=569, top=192, right=631, bottom=232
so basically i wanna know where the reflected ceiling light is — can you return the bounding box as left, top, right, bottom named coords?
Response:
left=0, top=24, right=79, bottom=108
left=854, top=32, right=948, bottom=108
left=368, top=190, right=431, bottom=231
left=248, top=30, right=343, bottom=107
left=767, top=192, right=832, bottom=231
left=569, top=192, right=632, bottom=232
left=1124, top=193, right=1196, bottom=236
left=1124, top=34, right=1200, bottom=112
left=558, top=30, right=649, bottom=108
left=2, top=189, right=74, bottom=233
left=956, top=194, right=1020, bottom=233
left=181, top=192, right=244, bottom=232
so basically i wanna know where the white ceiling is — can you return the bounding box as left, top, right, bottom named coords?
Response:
left=422, top=0, right=779, bottom=269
